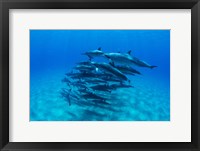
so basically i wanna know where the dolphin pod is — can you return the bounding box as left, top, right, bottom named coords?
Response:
left=83, top=48, right=157, bottom=69
left=61, top=48, right=157, bottom=106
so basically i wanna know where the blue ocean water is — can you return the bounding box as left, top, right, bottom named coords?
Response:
left=30, top=30, right=170, bottom=121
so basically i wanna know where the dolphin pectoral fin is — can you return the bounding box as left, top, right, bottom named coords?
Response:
left=88, top=56, right=93, bottom=61
left=150, top=66, right=157, bottom=69
left=104, top=54, right=110, bottom=59
left=98, top=47, right=101, bottom=50
left=127, top=50, right=132, bottom=55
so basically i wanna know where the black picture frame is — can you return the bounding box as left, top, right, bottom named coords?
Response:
left=0, top=0, right=200, bottom=151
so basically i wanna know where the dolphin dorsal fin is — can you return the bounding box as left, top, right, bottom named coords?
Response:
left=109, top=61, right=115, bottom=67
left=127, top=50, right=131, bottom=55
left=98, top=47, right=101, bottom=50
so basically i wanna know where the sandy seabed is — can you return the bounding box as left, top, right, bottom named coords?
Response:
left=30, top=69, right=170, bottom=121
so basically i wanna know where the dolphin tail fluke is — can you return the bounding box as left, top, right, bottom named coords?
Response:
left=88, top=56, right=93, bottom=61
left=150, top=66, right=157, bottom=69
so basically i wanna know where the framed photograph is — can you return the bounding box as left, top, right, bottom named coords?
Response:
left=0, top=0, right=199, bottom=151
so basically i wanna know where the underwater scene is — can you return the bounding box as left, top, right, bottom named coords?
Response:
left=30, top=30, right=170, bottom=121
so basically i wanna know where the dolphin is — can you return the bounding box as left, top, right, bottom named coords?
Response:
left=71, top=82, right=88, bottom=90
left=77, top=61, right=92, bottom=66
left=65, top=71, right=75, bottom=76
left=70, top=72, right=97, bottom=79
left=92, top=99, right=111, bottom=105
left=109, top=62, right=141, bottom=75
left=74, top=80, right=87, bottom=85
left=82, top=47, right=104, bottom=60
left=61, top=77, right=71, bottom=83
left=104, top=51, right=157, bottom=69
left=94, top=73, right=113, bottom=78
left=81, top=92, right=107, bottom=100
left=91, top=62, right=129, bottom=81
left=90, top=84, right=113, bottom=92
left=110, top=83, right=134, bottom=89
left=70, top=90, right=80, bottom=100
left=101, top=76, right=123, bottom=83
left=74, top=64, right=95, bottom=72
left=61, top=89, right=72, bottom=106
left=61, top=77, right=72, bottom=87
left=84, top=78, right=107, bottom=84
left=131, top=56, right=157, bottom=69
left=104, top=52, right=135, bottom=65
